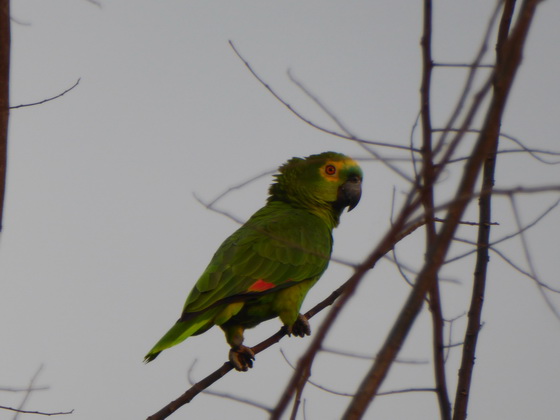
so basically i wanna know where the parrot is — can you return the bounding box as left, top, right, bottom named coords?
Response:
left=144, top=151, right=363, bottom=371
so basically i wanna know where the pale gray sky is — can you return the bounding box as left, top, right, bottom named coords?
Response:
left=1, top=1, right=559, bottom=419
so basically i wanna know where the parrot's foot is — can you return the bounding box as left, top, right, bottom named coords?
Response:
left=286, top=314, right=311, bottom=337
left=229, top=345, right=255, bottom=372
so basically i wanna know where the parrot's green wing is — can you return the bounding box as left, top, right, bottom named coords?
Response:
left=144, top=202, right=332, bottom=361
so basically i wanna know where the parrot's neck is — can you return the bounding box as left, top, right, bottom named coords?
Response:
left=267, top=197, right=340, bottom=230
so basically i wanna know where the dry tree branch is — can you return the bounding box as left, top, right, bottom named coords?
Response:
left=452, top=2, right=516, bottom=417
left=404, top=184, right=560, bottom=236
left=497, top=132, right=560, bottom=164
left=433, top=63, right=495, bottom=69
left=419, top=2, right=452, bottom=419
left=12, top=365, right=43, bottom=420
left=186, top=360, right=272, bottom=413
left=452, top=1, right=540, bottom=419
left=431, top=0, right=503, bottom=160
left=344, top=2, right=540, bottom=418
left=0, top=405, right=73, bottom=417
left=508, top=194, right=560, bottom=318
left=9, top=78, right=81, bottom=110
left=0, top=386, right=49, bottom=392
left=443, top=313, right=467, bottom=363
left=390, top=245, right=415, bottom=288
left=448, top=196, right=559, bottom=266
left=201, top=169, right=275, bottom=209
left=193, top=193, right=246, bottom=225
left=3, top=365, right=73, bottom=418
left=433, top=128, right=560, bottom=165
left=0, top=0, right=9, bottom=232
left=281, top=348, right=431, bottom=398
left=84, top=0, right=102, bottom=7
left=287, top=70, right=415, bottom=184
left=320, top=347, right=428, bottom=364
left=489, top=246, right=560, bottom=294
left=434, top=217, right=499, bottom=226
left=228, top=40, right=418, bottom=154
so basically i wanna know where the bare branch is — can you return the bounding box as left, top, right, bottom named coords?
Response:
left=419, top=2, right=453, bottom=417
left=84, top=0, right=102, bottom=8
left=10, top=16, right=31, bottom=26
left=186, top=360, right=272, bottom=413
left=10, top=78, right=81, bottom=110
left=0, top=0, right=9, bottom=232
left=433, top=62, right=495, bottom=68
left=446, top=196, right=560, bottom=266
left=431, top=0, right=503, bottom=160
left=321, top=347, right=428, bottom=365
left=508, top=194, right=560, bottom=318
left=228, top=40, right=418, bottom=154
left=287, top=70, right=416, bottom=184
left=433, top=128, right=560, bottom=165
left=345, top=3, right=541, bottom=418
left=0, top=406, right=73, bottom=416
left=487, top=246, right=559, bottom=293
left=0, top=386, right=49, bottom=393
left=13, top=365, right=43, bottom=420
left=453, top=1, right=538, bottom=417
left=280, top=349, right=429, bottom=399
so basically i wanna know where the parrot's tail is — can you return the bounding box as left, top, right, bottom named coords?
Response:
left=144, top=308, right=219, bottom=363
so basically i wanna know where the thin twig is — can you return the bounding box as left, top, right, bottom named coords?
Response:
left=433, top=128, right=560, bottom=164
left=344, top=2, right=539, bottom=416
left=452, top=1, right=537, bottom=418
left=280, top=349, right=429, bottom=398
left=0, top=0, right=10, bottom=232
left=419, top=1, right=452, bottom=417
left=445, top=197, right=560, bottom=265
left=13, top=365, right=44, bottom=420
left=228, top=40, right=419, bottom=154
left=84, top=0, right=102, bottom=7
left=0, top=406, right=73, bottom=416
left=509, top=195, right=560, bottom=318
left=432, top=1, right=503, bottom=160
left=287, top=70, right=415, bottom=184
left=203, top=169, right=276, bottom=208
left=10, top=78, right=81, bottom=109
left=0, top=386, right=49, bottom=392
left=186, top=360, right=272, bottom=413
left=320, top=347, right=428, bottom=364
left=433, top=62, right=495, bottom=68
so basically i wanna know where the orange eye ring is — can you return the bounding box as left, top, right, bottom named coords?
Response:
left=325, top=164, right=337, bottom=175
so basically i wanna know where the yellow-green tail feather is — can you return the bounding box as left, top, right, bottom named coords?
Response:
left=144, top=308, right=220, bottom=362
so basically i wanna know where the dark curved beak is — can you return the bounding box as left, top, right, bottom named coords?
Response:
left=337, top=175, right=362, bottom=212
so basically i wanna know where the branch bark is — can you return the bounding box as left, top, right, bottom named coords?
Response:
left=0, top=0, right=10, bottom=232
left=420, top=2, right=452, bottom=419
left=452, top=1, right=517, bottom=418
left=342, top=2, right=540, bottom=418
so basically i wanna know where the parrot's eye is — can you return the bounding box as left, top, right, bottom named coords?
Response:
left=325, top=164, right=337, bottom=175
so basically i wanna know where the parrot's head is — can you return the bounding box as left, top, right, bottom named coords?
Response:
left=269, top=152, right=363, bottom=227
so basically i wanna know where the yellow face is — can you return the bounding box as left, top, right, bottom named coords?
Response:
left=319, top=158, right=360, bottom=183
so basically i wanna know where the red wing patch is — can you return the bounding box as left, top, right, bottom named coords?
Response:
left=248, top=279, right=276, bottom=292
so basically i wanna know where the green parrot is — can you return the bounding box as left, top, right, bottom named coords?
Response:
left=144, top=151, right=362, bottom=371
